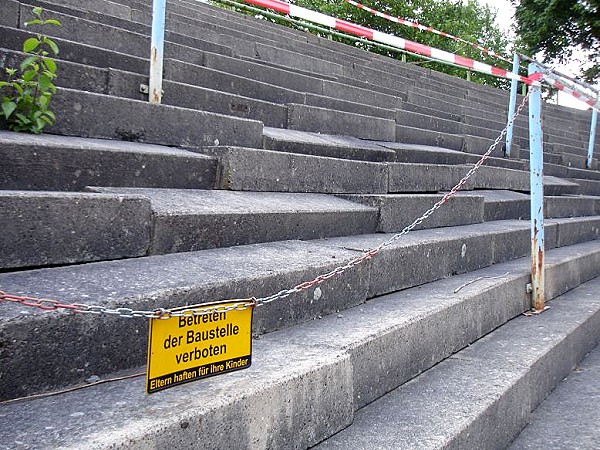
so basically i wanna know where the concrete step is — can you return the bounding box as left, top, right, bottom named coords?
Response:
left=286, top=104, right=396, bottom=141
left=0, top=190, right=152, bottom=269
left=45, top=87, right=263, bottom=148
left=0, top=47, right=291, bottom=127
left=202, top=146, right=389, bottom=194
left=338, top=194, right=484, bottom=232
left=571, top=178, right=600, bottom=196
left=0, top=188, right=380, bottom=269
left=508, top=341, right=600, bottom=450
left=1, top=241, right=600, bottom=448
left=0, top=131, right=218, bottom=191
left=0, top=26, right=150, bottom=75
left=2, top=217, right=599, bottom=400
left=567, top=166, right=600, bottom=182
left=315, top=271, right=600, bottom=450
left=263, top=128, right=397, bottom=163
left=395, top=125, right=520, bottom=158
left=379, top=142, right=527, bottom=171
left=264, top=129, right=523, bottom=170
left=458, top=190, right=600, bottom=221
left=90, top=187, right=379, bottom=250
left=388, top=163, right=576, bottom=194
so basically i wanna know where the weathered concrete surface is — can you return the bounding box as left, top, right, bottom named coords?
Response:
left=107, top=68, right=289, bottom=128
left=203, top=146, right=389, bottom=194
left=395, top=124, right=464, bottom=151
left=2, top=243, right=600, bottom=449
left=287, top=104, right=396, bottom=142
left=0, top=47, right=109, bottom=95
left=263, top=128, right=397, bottom=163
left=388, top=163, right=466, bottom=192
left=304, top=93, right=396, bottom=120
left=89, top=187, right=378, bottom=253
left=339, top=193, right=484, bottom=232
left=0, top=0, right=19, bottom=27
left=315, top=273, right=600, bottom=450
left=320, top=220, right=559, bottom=299
left=509, top=342, right=600, bottom=450
left=0, top=191, right=152, bottom=269
left=456, top=190, right=531, bottom=221
left=545, top=195, right=599, bottom=218
left=0, top=26, right=150, bottom=75
left=0, top=342, right=353, bottom=450
left=0, top=131, right=218, bottom=191
left=164, top=58, right=307, bottom=105
left=49, top=88, right=264, bottom=149
left=0, top=240, right=371, bottom=399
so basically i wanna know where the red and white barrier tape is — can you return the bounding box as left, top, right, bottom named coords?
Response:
left=239, top=0, right=536, bottom=84
left=538, top=72, right=599, bottom=111
left=344, top=0, right=511, bottom=64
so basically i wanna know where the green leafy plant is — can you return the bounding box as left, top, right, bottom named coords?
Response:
left=0, top=7, right=61, bottom=133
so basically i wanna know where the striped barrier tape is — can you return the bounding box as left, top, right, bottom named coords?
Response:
left=343, top=0, right=512, bottom=64
left=520, top=55, right=599, bottom=111
left=543, top=73, right=600, bottom=111
left=239, top=0, right=536, bottom=85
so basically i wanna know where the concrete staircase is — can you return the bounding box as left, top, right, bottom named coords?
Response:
left=1, top=0, right=599, bottom=448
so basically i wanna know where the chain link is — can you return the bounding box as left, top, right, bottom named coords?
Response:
left=0, top=92, right=530, bottom=318
left=254, top=90, right=532, bottom=305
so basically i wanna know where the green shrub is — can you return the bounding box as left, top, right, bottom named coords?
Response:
left=0, top=7, right=61, bottom=133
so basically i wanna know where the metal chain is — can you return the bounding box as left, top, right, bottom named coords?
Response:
left=0, top=91, right=530, bottom=318
left=255, top=90, right=532, bottom=305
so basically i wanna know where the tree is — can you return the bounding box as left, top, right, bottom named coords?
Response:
left=512, top=0, right=600, bottom=83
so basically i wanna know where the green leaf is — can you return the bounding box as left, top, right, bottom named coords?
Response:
left=37, top=94, right=49, bottom=108
left=24, top=19, right=41, bottom=27
left=20, top=55, right=38, bottom=71
left=32, top=7, right=43, bottom=17
left=22, top=69, right=37, bottom=82
left=22, top=37, right=40, bottom=53
left=41, top=115, right=54, bottom=125
left=12, top=83, right=24, bottom=96
left=1, top=101, right=17, bottom=119
left=38, top=74, right=52, bottom=92
left=45, top=110, right=55, bottom=120
left=43, top=19, right=62, bottom=26
left=44, top=38, right=59, bottom=56
left=6, top=68, right=17, bottom=76
left=15, top=113, right=31, bottom=124
left=43, top=58, right=57, bottom=74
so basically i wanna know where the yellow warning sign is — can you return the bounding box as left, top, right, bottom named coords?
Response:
left=146, top=300, right=254, bottom=394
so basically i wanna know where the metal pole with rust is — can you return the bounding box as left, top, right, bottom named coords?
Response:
left=528, top=63, right=545, bottom=311
left=149, top=0, right=166, bottom=104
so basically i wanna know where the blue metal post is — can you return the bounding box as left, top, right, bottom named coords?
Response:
left=505, top=53, right=520, bottom=157
left=587, top=108, right=598, bottom=169
left=149, top=0, right=166, bottom=104
left=528, top=63, right=545, bottom=311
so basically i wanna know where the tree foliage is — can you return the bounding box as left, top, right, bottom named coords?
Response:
left=512, top=0, right=600, bottom=83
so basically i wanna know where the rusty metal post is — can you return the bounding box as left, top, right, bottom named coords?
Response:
left=528, top=63, right=545, bottom=311
left=505, top=53, right=520, bottom=157
left=587, top=108, right=598, bottom=169
left=149, top=0, right=166, bottom=104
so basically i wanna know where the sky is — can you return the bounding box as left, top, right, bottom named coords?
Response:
left=476, top=0, right=596, bottom=110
